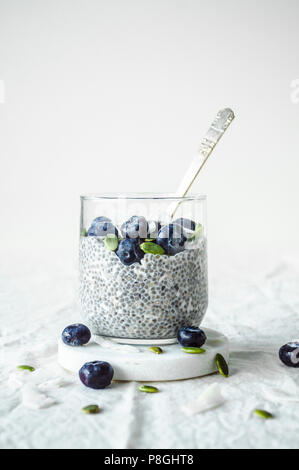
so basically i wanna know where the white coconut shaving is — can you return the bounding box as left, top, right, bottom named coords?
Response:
left=181, top=383, right=225, bottom=416
left=38, top=377, right=70, bottom=391
left=21, top=383, right=56, bottom=410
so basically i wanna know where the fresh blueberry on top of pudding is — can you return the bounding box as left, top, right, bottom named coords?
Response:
left=87, top=216, right=118, bottom=237
left=177, top=326, right=206, bottom=348
left=279, top=341, right=299, bottom=367
left=120, top=215, right=148, bottom=239
left=156, top=223, right=187, bottom=255
left=173, top=217, right=196, bottom=231
left=79, top=361, right=114, bottom=389
left=116, top=238, right=145, bottom=265
left=62, top=323, right=91, bottom=346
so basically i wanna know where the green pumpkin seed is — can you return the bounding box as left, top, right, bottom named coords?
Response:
left=81, top=228, right=87, bottom=237
left=82, top=404, right=100, bottom=414
left=145, top=238, right=156, bottom=242
left=138, top=385, right=159, bottom=393
left=17, top=365, right=35, bottom=372
left=140, top=242, right=165, bottom=255
left=254, top=409, right=274, bottom=419
left=215, top=353, right=229, bottom=377
left=149, top=346, right=163, bottom=354
left=104, top=234, right=119, bottom=251
left=190, top=222, right=203, bottom=241
left=181, top=347, right=206, bottom=354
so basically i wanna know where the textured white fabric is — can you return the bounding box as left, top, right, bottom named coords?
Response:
left=1, top=251, right=299, bottom=449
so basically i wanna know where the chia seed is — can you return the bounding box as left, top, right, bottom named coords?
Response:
left=79, top=237, right=208, bottom=340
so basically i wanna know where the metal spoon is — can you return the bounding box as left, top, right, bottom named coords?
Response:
left=170, top=108, right=235, bottom=218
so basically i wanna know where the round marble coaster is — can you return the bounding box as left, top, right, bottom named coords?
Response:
left=58, top=327, right=229, bottom=382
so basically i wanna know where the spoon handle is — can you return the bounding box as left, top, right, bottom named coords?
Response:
left=170, top=108, right=235, bottom=218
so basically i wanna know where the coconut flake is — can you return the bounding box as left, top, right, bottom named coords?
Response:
left=181, top=383, right=224, bottom=416
left=38, top=377, right=70, bottom=391
left=21, top=384, right=56, bottom=410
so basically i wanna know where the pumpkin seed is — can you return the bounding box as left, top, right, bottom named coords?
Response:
left=190, top=222, right=203, bottom=241
left=149, top=346, right=163, bottom=354
left=82, top=404, right=100, bottom=414
left=140, top=242, right=165, bottom=255
left=104, top=234, right=119, bottom=251
left=215, top=353, right=229, bottom=377
left=16, top=365, right=35, bottom=372
left=138, top=385, right=159, bottom=393
left=254, top=409, right=274, bottom=419
left=81, top=228, right=87, bottom=237
left=181, top=347, right=206, bottom=354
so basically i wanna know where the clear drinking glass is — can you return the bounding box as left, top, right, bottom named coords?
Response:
left=79, top=193, right=208, bottom=344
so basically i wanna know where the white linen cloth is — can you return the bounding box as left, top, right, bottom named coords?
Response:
left=1, top=250, right=299, bottom=449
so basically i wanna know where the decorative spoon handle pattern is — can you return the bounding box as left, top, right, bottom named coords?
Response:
left=170, top=108, right=235, bottom=218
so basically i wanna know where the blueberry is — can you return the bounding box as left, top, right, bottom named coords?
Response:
left=156, top=223, right=187, bottom=255
left=120, top=216, right=148, bottom=239
left=279, top=341, right=299, bottom=367
left=177, top=326, right=207, bottom=348
left=116, top=238, right=144, bottom=265
left=173, top=218, right=196, bottom=231
left=62, top=323, right=91, bottom=346
left=87, top=216, right=118, bottom=237
left=79, top=361, right=114, bottom=389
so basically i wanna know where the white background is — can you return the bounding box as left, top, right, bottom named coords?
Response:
left=0, top=0, right=299, bottom=272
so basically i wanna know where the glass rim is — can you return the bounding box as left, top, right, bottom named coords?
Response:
left=80, top=192, right=207, bottom=201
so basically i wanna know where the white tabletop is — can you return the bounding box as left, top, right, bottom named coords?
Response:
left=1, top=251, right=299, bottom=449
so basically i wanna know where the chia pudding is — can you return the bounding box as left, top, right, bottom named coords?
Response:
left=79, top=215, right=208, bottom=341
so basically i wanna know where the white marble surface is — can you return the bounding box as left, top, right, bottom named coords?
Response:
left=57, top=329, right=229, bottom=381
left=1, top=251, right=299, bottom=449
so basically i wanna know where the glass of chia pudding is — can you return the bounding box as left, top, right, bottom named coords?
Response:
left=79, top=193, right=208, bottom=344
